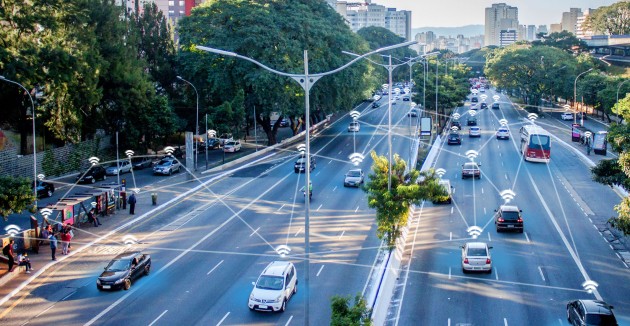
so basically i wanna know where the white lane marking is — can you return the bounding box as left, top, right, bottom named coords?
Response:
left=448, top=267, right=451, bottom=280
left=315, top=172, right=320, bottom=176
left=449, top=232, right=452, bottom=241
left=524, top=232, right=531, bottom=243
left=558, top=319, right=563, bottom=325
left=339, top=230, right=345, bottom=239
left=338, top=150, right=342, bottom=154
left=329, top=160, right=333, bottom=164
left=355, top=206, right=360, bottom=212
left=277, top=204, right=286, bottom=211
left=488, top=232, right=492, bottom=242
left=207, top=260, right=224, bottom=275
left=217, top=312, right=230, bottom=326
left=538, top=266, right=546, bottom=281
left=249, top=227, right=260, bottom=237
left=285, top=316, right=294, bottom=326
left=495, top=268, right=499, bottom=280
left=450, top=207, right=454, bottom=214
left=481, top=188, right=484, bottom=194
left=504, top=318, right=508, bottom=326
left=317, top=265, right=325, bottom=277
left=34, top=304, right=55, bottom=318
left=483, top=207, right=486, bottom=215
left=149, top=310, right=168, bottom=326
left=61, top=291, right=76, bottom=301
left=317, top=204, right=322, bottom=211
left=504, top=174, right=508, bottom=180
left=294, top=228, right=302, bottom=237
left=333, top=186, right=337, bottom=192
left=448, top=318, right=451, bottom=326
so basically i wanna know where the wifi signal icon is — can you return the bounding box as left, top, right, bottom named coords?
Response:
left=90, top=201, right=97, bottom=208
left=349, top=152, right=365, bottom=166
left=4, top=224, right=21, bottom=237
left=468, top=110, right=477, bottom=117
left=452, top=113, right=461, bottom=120
left=122, top=235, right=139, bottom=246
left=467, top=226, right=483, bottom=239
left=465, top=150, right=479, bottom=161
left=40, top=208, right=53, bottom=219
left=480, top=94, right=488, bottom=101
left=582, top=280, right=599, bottom=293
left=471, top=89, right=479, bottom=95
left=164, top=146, right=175, bottom=156
left=499, top=119, right=508, bottom=126
left=350, top=110, right=361, bottom=120
left=275, top=245, right=291, bottom=257
left=88, top=156, right=100, bottom=166
left=584, top=131, right=593, bottom=139
left=125, top=150, right=134, bottom=158
left=435, top=168, right=446, bottom=178
left=500, top=189, right=516, bottom=203
left=131, top=188, right=141, bottom=194
left=410, top=102, right=417, bottom=108
left=493, top=95, right=500, bottom=102
left=451, top=126, right=460, bottom=132
left=37, top=173, right=45, bottom=180
left=208, top=130, right=217, bottom=138
left=297, top=144, right=306, bottom=155
left=527, top=113, right=538, bottom=122
left=563, top=104, right=571, bottom=111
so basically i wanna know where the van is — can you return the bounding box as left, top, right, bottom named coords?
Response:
left=248, top=261, right=298, bottom=312
left=433, top=179, right=453, bottom=204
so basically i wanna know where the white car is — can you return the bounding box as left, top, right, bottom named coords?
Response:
left=496, top=126, right=510, bottom=139
left=348, top=121, right=360, bottom=132
left=223, top=140, right=241, bottom=152
left=248, top=261, right=298, bottom=312
left=344, top=169, right=364, bottom=187
left=469, top=126, right=481, bottom=137
left=561, top=112, right=573, bottom=120
left=461, top=242, right=492, bottom=273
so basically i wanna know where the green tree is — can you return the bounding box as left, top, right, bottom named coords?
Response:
left=363, top=151, right=446, bottom=247
left=330, top=294, right=372, bottom=326
left=357, top=26, right=417, bottom=82
left=584, top=2, right=630, bottom=35
left=0, top=177, right=36, bottom=220
left=177, top=0, right=374, bottom=145
left=532, top=31, right=588, bottom=52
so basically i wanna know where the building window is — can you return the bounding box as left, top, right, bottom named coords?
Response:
left=168, top=10, right=174, bottom=15
left=179, top=10, right=184, bottom=14
left=179, top=0, right=184, bottom=6
left=168, top=0, right=174, bottom=6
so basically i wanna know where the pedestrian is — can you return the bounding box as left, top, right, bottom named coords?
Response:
left=17, top=253, right=33, bottom=273
left=2, top=239, right=15, bottom=272
left=49, top=233, right=58, bottom=261
left=60, top=229, right=71, bottom=255
left=88, top=208, right=101, bottom=227
left=128, top=193, right=137, bottom=215
left=40, top=225, right=49, bottom=247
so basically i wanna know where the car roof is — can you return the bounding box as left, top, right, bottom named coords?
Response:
left=580, top=300, right=614, bottom=314
left=347, top=168, right=362, bottom=173
left=470, top=126, right=480, bottom=129
left=500, top=205, right=520, bottom=212
left=466, top=242, right=488, bottom=249
left=262, top=261, right=292, bottom=276
left=113, top=251, right=142, bottom=260
left=464, top=162, right=478, bottom=166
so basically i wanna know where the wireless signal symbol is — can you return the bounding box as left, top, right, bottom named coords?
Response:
left=208, top=130, right=217, bottom=138
left=125, top=150, right=134, bottom=158
left=451, top=126, right=460, bottom=132
left=90, top=201, right=97, bottom=208
left=275, top=245, right=291, bottom=257
left=467, top=226, right=483, bottom=239
left=468, top=110, right=477, bottom=117
left=131, top=188, right=141, bottom=194
left=465, top=150, right=479, bottom=161
left=297, top=144, right=306, bottom=155
left=37, top=173, right=46, bottom=181
left=122, top=235, right=139, bottom=246
left=499, top=119, right=508, bottom=126
left=527, top=113, right=538, bottom=122
left=164, top=146, right=175, bottom=156
left=410, top=102, right=417, bottom=108
left=4, top=224, right=21, bottom=237
left=585, top=131, right=593, bottom=139
left=582, top=280, right=599, bottom=293
left=563, top=104, right=571, bottom=111
left=493, top=95, right=500, bottom=102
left=349, top=153, right=365, bottom=166
left=452, top=113, right=461, bottom=120
left=480, top=94, right=488, bottom=102
left=500, top=189, right=516, bottom=203
left=471, top=89, right=479, bottom=95
left=350, top=110, right=361, bottom=120
left=88, top=156, right=100, bottom=166
left=40, top=208, right=53, bottom=219
left=435, top=168, right=446, bottom=178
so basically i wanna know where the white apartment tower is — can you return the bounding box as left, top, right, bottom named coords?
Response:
left=331, top=1, right=412, bottom=40
left=485, top=3, right=519, bottom=46
left=561, top=8, right=582, bottom=35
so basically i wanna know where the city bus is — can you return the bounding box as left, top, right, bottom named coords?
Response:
left=519, top=124, right=551, bottom=163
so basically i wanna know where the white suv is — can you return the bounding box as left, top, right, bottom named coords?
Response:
left=248, top=261, right=298, bottom=312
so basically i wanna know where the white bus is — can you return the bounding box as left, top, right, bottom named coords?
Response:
left=519, top=124, right=551, bottom=163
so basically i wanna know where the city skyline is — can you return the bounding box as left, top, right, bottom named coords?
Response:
left=375, top=0, right=619, bottom=28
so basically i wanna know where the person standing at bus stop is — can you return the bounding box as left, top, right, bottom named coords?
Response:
left=586, top=136, right=592, bottom=155
left=128, top=193, right=137, bottom=215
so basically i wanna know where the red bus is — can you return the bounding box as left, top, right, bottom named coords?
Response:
left=519, top=124, right=551, bottom=163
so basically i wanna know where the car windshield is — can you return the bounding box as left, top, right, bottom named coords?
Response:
left=347, top=170, right=361, bottom=177
left=585, top=314, right=616, bottom=325
left=256, top=275, right=284, bottom=290
left=449, top=134, right=459, bottom=139
left=226, top=141, right=236, bottom=146
left=464, top=163, right=477, bottom=169
left=502, top=211, right=520, bottom=221
left=158, top=160, right=172, bottom=166
left=106, top=259, right=130, bottom=272
left=467, top=248, right=487, bottom=256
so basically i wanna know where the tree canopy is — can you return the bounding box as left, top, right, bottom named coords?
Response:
left=584, top=1, right=630, bottom=35
left=532, top=31, right=587, bottom=53
left=357, top=26, right=417, bottom=83
left=0, top=177, right=35, bottom=220
left=330, top=294, right=372, bottom=326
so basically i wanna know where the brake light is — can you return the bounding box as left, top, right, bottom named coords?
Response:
left=464, top=258, right=469, bottom=264
left=486, top=258, right=491, bottom=264
left=517, top=218, right=523, bottom=223
left=498, top=218, right=504, bottom=222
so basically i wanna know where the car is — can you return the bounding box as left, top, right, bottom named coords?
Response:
left=392, top=101, right=397, bottom=105
left=432, top=179, right=452, bottom=204
left=577, top=112, right=588, bottom=120
left=561, top=112, right=574, bottom=120
left=480, top=102, right=488, bottom=109
left=153, top=157, right=181, bottom=175
left=33, top=180, right=55, bottom=198
left=451, top=120, right=461, bottom=130
left=218, top=133, right=234, bottom=146
left=467, top=116, right=478, bottom=126
left=344, top=169, right=364, bottom=187
left=496, top=126, right=510, bottom=139
left=294, top=155, right=316, bottom=173
left=461, top=242, right=492, bottom=273
left=492, top=103, right=500, bottom=110
left=567, top=300, right=617, bottom=326
left=131, top=157, right=153, bottom=170
left=447, top=132, right=462, bottom=145
left=461, top=162, right=481, bottom=179
left=97, top=251, right=151, bottom=291
left=469, top=126, right=481, bottom=137
left=105, top=160, right=132, bottom=176
left=403, top=97, right=410, bottom=101
left=206, top=138, right=221, bottom=150
left=348, top=121, right=360, bottom=132
left=248, top=261, right=298, bottom=312
left=494, top=205, right=523, bottom=233
left=471, top=97, right=478, bottom=103
left=76, top=165, right=107, bottom=184
left=407, top=109, right=418, bottom=117
left=223, top=140, right=242, bottom=153
left=372, top=102, right=380, bottom=108
left=480, top=87, right=486, bottom=93
left=470, top=103, right=479, bottom=110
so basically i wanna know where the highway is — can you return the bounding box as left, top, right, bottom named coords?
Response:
left=388, top=89, right=630, bottom=325
left=0, top=94, right=421, bottom=325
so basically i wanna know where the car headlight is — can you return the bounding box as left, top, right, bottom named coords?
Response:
left=249, top=293, right=255, bottom=301
left=114, top=278, right=124, bottom=284
left=275, top=295, right=283, bottom=303
left=96, top=279, right=101, bottom=285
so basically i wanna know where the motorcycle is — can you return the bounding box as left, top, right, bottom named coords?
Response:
left=300, top=186, right=312, bottom=200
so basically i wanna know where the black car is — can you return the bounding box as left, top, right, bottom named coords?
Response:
left=451, top=120, right=461, bottom=130
left=492, top=103, right=500, bottom=110
left=372, top=102, right=380, bottom=108
left=494, top=205, right=523, bottom=233
left=33, top=180, right=55, bottom=198
left=447, top=132, right=461, bottom=145
left=97, top=251, right=151, bottom=291
left=206, top=138, right=221, bottom=150
left=567, top=300, right=617, bottom=326
left=467, top=116, right=478, bottom=126
left=131, top=157, right=153, bottom=170
left=294, top=155, right=316, bottom=173
left=471, top=97, right=478, bottom=103
left=480, top=103, right=488, bottom=109
left=76, top=165, right=107, bottom=184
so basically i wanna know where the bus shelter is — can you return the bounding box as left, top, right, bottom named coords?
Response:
left=74, top=189, right=110, bottom=216
left=97, top=183, right=122, bottom=215
left=593, top=131, right=608, bottom=155
left=571, top=124, right=591, bottom=143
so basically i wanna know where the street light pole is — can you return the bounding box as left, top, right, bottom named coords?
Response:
left=435, top=57, right=439, bottom=130
left=574, top=68, right=593, bottom=125
left=197, top=40, right=417, bottom=325
left=177, top=76, right=199, bottom=171
left=0, top=76, right=37, bottom=208
left=205, top=114, right=208, bottom=170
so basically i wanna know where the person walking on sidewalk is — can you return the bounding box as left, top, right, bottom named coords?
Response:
left=60, top=229, right=71, bottom=255
left=49, top=233, right=58, bottom=261
left=128, top=193, right=137, bottom=215
left=3, top=239, right=15, bottom=272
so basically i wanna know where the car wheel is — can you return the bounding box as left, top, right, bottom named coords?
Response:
left=462, top=268, right=468, bottom=274
left=168, top=169, right=172, bottom=176
left=487, top=268, right=492, bottom=274
left=91, top=178, right=96, bottom=184
left=293, top=283, right=297, bottom=295
left=177, top=166, right=181, bottom=173
left=279, top=299, right=286, bottom=312
left=144, top=265, right=150, bottom=276
left=46, top=190, right=53, bottom=198
left=123, top=279, right=131, bottom=290
left=102, top=175, right=107, bottom=181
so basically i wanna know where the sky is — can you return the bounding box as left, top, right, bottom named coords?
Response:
left=375, top=0, right=620, bottom=28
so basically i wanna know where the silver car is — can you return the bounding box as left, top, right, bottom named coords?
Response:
left=348, top=121, right=360, bottom=132
left=152, top=157, right=181, bottom=175
left=105, top=161, right=132, bottom=175
left=461, top=242, right=492, bottom=273
left=344, top=169, right=364, bottom=187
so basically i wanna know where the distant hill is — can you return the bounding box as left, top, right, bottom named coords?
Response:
left=412, top=25, right=484, bottom=38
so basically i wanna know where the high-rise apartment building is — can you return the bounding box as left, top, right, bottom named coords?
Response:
left=485, top=3, right=519, bottom=46
left=561, top=8, right=582, bottom=34
left=550, top=23, right=563, bottom=34
left=499, top=29, right=518, bottom=47
left=527, top=25, right=536, bottom=41
left=331, top=1, right=412, bottom=40
left=536, top=25, right=548, bottom=38
left=576, top=8, right=597, bottom=38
